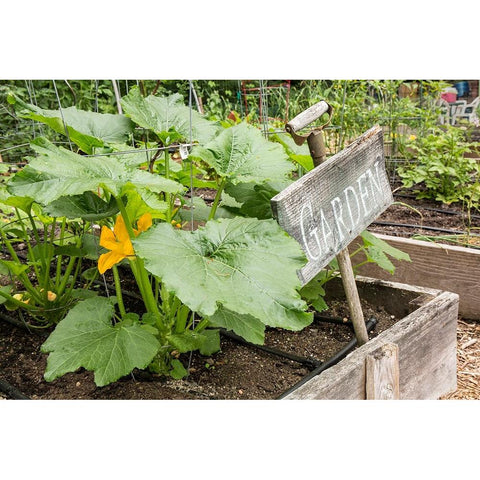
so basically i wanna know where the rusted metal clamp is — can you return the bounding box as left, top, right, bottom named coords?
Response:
left=285, top=100, right=333, bottom=167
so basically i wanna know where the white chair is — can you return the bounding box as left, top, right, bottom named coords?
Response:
left=436, top=98, right=451, bottom=125
left=452, top=96, right=480, bottom=126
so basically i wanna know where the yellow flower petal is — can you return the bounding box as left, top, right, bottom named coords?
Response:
left=99, top=225, right=118, bottom=251
left=135, top=213, right=152, bottom=235
left=47, top=291, right=57, bottom=302
left=113, top=215, right=131, bottom=245
left=98, top=251, right=127, bottom=274
left=97, top=215, right=140, bottom=273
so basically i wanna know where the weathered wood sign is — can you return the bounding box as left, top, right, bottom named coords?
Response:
left=271, top=125, right=393, bottom=285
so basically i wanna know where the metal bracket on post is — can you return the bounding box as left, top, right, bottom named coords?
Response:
left=285, top=100, right=333, bottom=167
left=285, top=100, right=369, bottom=345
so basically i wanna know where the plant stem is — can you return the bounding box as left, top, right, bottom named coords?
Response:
left=56, top=256, right=78, bottom=297
left=112, top=265, right=126, bottom=317
left=65, top=256, right=82, bottom=298
left=0, top=229, right=43, bottom=303
left=55, top=218, right=67, bottom=289
left=164, top=149, right=174, bottom=223
left=27, top=212, right=41, bottom=245
left=114, top=196, right=163, bottom=323
left=14, top=208, right=42, bottom=282
left=208, top=178, right=227, bottom=221
left=164, top=148, right=170, bottom=180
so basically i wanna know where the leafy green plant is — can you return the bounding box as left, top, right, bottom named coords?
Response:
left=7, top=94, right=134, bottom=154
left=397, top=125, right=480, bottom=206
left=0, top=193, right=97, bottom=326
left=191, top=121, right=296, bottom=220
left=2, top=90, right=315, bottom=386
left=296, top=230, right=411, bottom=313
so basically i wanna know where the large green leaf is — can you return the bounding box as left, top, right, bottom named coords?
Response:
left=178, top=196, right=235, bottom=223
left=271, top=132, right=314, bottom=171
left=271, top=132, right=311, bottom=157
left=7, top=138, right=184, bottom=206
left=208, top=307, right=266, bottom=345
left=134, top=217, right=312, bottom=332
left=121, top=87, right=220, bottom=145
left=45, top=191, right=119, bottom=221
left=106, top=143, right=151, bottom=167
left=2, top=195, right=35, bottom=214
left=41, top=296, right=160, bottom=387
left=8, top=94, right=134, bottom=154
left=192, top=122, right=295, bottom=184
left=223, top=179, right=292, bottom=219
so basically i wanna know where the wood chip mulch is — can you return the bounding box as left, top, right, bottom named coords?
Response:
left=441, top=318, right=480, bottom=400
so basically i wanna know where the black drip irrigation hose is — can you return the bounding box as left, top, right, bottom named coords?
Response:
left=220, top=313, right=360, bottom=369
left=0, top=312, right=49, bottom=336
left=394, top=193, right=480, bottom=220
left=314, top=312, right=354, bottom=328
left=220, top=329, right=321, bottom=369
left=0, top=379, right=30, bottom=400
left=277, top=317, right=378, bottom=399
left=371, top=220, right=470, bottom=235
left=222, top=315, right=378, bottom=399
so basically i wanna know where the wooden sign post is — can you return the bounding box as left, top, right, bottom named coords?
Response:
left=271, top=108, right=393, bottom=345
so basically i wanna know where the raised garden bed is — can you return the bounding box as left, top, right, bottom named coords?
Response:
left=0, top=276, right=458, bottom=400
left=284, top=276, right=458, bottom=399
left=352, top=233, right=480, bottom=320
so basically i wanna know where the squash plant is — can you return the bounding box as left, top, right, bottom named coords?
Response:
left=3, top=89, right=313, bottom=386
left=3, top=88, right=409, bottom=387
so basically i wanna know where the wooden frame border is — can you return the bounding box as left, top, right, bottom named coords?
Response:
left=351, top=234, right=480, bottom=320
left=284, top=276, right=459, bottom=400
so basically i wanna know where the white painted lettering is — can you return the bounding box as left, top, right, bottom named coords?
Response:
left=356, top=172, right=372, bottom=217
left=366, top=159, right=383, bottom=198
left=319, top=208, right=334, bottom=253
left=330, top=196, right=348, bottom=243
left=343, top=185, right=361, bottom=230
left=300, top=203, right=322, bottom=260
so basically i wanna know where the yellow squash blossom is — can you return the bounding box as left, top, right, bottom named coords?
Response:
left=47, top=291, right=57, bottom=302
left=98, top=213, right=152, bottom=274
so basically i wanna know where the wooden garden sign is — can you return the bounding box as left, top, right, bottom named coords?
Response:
left=271, top=124, right=392, bottom=284
left=271, top=115, right=393, bottom=345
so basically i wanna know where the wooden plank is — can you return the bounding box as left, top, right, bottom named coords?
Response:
left=283, top=277, right=459, bottom=400
left=366, top=343, right=400, bottom=399
left=351, top=233, right=480, bottom=320
left=271, top=126, right=393, bottom=285
left=286, top=101, right=330, bottom=133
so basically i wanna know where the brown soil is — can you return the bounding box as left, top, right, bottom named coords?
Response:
left=371, top=193, right=480, bottom=246
left=0, top=298, right=395, bottom=400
